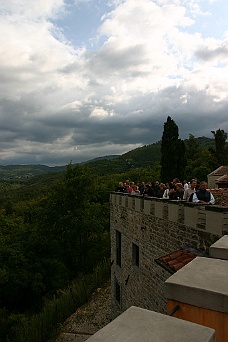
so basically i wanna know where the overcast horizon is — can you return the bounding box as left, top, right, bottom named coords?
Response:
left=1, top=0, right=228, bottom=166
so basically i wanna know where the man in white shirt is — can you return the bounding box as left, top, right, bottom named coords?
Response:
left=192, top=181, right=215, bottom=205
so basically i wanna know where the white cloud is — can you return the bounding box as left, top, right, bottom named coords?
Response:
left=1, top=0, right=65, bottom=19
left=90, top=107, right=114, bottom=118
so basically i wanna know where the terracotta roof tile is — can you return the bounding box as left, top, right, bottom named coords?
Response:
left=155, top=245, right=208, bottom=274
left=168, top=250, right=183, bottom=259
left=182, top=257, right=194, bottom=265
left=216, top=174, right=228, bottom=183
left=173, top=263, right=184, bottom=271
left=176, top=255, right=188, bottom=262
left=167, top=259, right=179, bottom=266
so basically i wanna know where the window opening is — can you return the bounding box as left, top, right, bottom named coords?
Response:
left=115, top=279, right=121, bottom=305
left=132, top=243, right=139, bottom=267
left=116, top=230, right=121, bottom=267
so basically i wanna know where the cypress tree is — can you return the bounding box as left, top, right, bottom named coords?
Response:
left=177, top=138, right=187, bottom=181
left=160, top=116, right=186, bottom=182
left=210, top=129, right=228, bottom=165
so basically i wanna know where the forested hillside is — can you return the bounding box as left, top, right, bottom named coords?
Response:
left=0, top=164, right=66, bottom=181
left=84, top=136, right=217, bottom=176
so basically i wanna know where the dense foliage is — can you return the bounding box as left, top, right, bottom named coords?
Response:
left=0, top=164, right=111, bottom=340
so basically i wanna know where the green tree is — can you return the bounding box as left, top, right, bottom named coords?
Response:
left=210, top=129, right=228, bottom=165
left=39, top=163, right=110, bottom=275
left=160, top=116, right=187, bottom=182
left=185, top=134, right=200, bottom=161
left=177, top=139, right=187, bottom=181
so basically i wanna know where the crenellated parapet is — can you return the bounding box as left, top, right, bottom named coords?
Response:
left=110, top=192, right=228, bottom=236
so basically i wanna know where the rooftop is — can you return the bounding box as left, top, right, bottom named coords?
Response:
left=216, top=174, right=228, bottom=184
left=208, top=165, right=228, bottom=176
left=155, top=244, right=207, bottom=273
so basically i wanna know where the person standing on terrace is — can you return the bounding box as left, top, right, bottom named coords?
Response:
left=115, top=182, right=126, bottom=193
left=163, top=182, right=172, bottom=199
left=183, top=179, right=197, bottom=202
left=156, top=183, right=166, bottom=198
left=192, top=181, right=215, bottom=205
left=143, top=184, right=156, bottom=197
left=168, top=178, right=180, bottom=199
left=139, top=181, right=145, bottom=195
left=173, top=183, right=184, bottom=200
left=131, top=185, right=140, bottom=195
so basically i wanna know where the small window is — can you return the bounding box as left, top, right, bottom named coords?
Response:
left=115, top=279, right=121, bottom=305
left=116, top=230, right=121, bottom=267
left=132, top=243, right=139, bottom=267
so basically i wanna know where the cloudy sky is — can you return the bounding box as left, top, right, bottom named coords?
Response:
left=1, top=0, right=228, bottom=166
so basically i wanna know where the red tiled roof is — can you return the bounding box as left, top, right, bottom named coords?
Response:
left=216, top=174, right=228, bottom=184
left=155, top=245, right=207, bottom=273
left=208, top=166, right=228, bottom=176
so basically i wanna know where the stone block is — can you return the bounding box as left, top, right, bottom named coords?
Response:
left=210, top=235, right=228, bottom=260
left=165, top=257, right=228, bottom=313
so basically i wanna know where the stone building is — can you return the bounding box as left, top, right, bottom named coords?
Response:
left=207, top=165, right=228, bottom=188
left=83, top=192, right=228, bottom=341
left=110, top=192, right=228, bottom=318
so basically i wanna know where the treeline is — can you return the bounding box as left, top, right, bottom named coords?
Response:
left=84, top=130, right=227, bottom=180
left=160, top=117, right=228, bottom=182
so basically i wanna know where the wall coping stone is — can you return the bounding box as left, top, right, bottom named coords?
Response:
left=86, top=306, right=215, bottom=342
left=210, top=235, right=228, bottom=260
left=165, top=257, right=228, bottom=313
left=205, top=205, right=228, bottom=212
left=183, top=202, right=205, bottom=207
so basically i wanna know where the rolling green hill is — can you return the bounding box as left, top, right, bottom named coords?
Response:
left=0, top=136, right=217, bottom=179
left=0, top=164, right=66, bottom=181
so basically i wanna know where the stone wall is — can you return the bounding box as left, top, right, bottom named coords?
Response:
left=110, top=193, right=228, bottom=318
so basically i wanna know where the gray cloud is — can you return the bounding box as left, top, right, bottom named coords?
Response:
left=195, top=44, right=228, bottom=62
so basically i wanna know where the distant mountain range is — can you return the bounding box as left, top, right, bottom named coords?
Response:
left=0, top=137, right=215, bottom=180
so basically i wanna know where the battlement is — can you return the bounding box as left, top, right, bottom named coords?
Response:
left=110, top=192, right=228, bottom=235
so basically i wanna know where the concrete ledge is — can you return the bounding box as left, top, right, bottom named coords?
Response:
left=165, top=257, right=228, bottom=313
left=210, top=235, right=228, bottom=260
left=183, top=201, right=205, bottom=207
left=86, top=306, right=215, bottom=342
left=205, top=205, right=228, bottom=212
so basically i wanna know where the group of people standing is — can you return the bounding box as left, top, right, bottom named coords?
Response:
left=115, top=178, right=215, bottom=205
